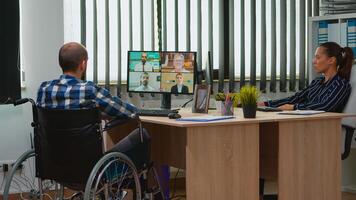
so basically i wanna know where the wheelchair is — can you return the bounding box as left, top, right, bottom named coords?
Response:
left=3, top=98, right=165, bottom=200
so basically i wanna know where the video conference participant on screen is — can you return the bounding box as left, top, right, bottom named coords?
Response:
left=172, top=54, right=190, bottom=72
left=171, top=73, right=189, bottom=94
left=134, top=52, right=153, bottom=72
left=134, top=72, right=155, bottom=92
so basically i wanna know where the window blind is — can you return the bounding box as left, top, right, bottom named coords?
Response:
left=73, top=0, right=315, bottom=94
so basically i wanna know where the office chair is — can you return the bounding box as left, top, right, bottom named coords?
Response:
left=3, top=98, right=165, bottom=200
left=342, top=65, right=356, bottom=160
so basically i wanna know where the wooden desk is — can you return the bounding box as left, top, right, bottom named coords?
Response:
left=134, top=109, right=351, bottom=200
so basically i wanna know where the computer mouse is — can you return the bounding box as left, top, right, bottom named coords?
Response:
left=168, top=112, right=181, bottom=119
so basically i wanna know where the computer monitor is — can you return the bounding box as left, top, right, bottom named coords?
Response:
left=127, top=51, right=197, bottom=109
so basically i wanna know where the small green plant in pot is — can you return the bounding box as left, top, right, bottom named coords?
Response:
left=238, top=86, right=259, bottom=118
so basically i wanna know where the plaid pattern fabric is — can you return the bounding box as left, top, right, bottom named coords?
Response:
left=37, top=74, right=137, bottom=117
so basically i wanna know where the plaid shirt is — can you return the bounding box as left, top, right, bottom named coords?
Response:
left=36, top=74, right=137, bottom=117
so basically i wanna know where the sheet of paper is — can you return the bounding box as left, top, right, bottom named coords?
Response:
left=176, top=115, right=235, bottom=122
left=278, top=110, right=325, bottom=115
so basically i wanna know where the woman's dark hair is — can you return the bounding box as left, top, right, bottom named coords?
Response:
left=320, top=42, right=354, bottom=80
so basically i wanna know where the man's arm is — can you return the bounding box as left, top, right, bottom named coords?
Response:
left=94, top=85, right=137, bottom=117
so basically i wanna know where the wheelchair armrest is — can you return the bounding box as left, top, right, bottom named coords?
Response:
left=13, top=98, right=36, bottom=107
left=342, top=124, right=355, bottom=160
left=104, top=117, right=132, bottom=131
left=343, top=124, right=356, bottom=132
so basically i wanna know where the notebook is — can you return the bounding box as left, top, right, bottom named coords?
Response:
left=278, top=110, right=325, bottom=115
left=176, top=115, right=235, bottom=122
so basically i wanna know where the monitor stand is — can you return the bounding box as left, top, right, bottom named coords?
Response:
left=161, top=93, right=171, bottom=110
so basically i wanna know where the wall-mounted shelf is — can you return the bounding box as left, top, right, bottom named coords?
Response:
left=308, top=13, right=356, bottom=81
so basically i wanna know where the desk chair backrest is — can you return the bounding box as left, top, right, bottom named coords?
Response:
left=341, top=65, right=356, bottom=160
left=342, top=65, right=356, bottom=128
left=35, top=107, right=103, bottom=184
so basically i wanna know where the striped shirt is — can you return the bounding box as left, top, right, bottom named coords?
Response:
left=36, top=74, right=137, bottom=117
left=267, top=75, right=351, bottom=112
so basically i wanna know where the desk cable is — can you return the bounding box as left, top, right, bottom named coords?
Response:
left=181, top=98, right=193, bottom=108
left=170, top=168, right=186, bottom=200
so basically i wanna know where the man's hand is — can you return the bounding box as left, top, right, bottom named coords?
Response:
left=257, top=102, right=266, bottom=106
left=278, top=104, right=294, bottom=110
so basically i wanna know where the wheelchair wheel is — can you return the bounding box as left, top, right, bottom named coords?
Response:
left=84, top=152, right=142, bottom=200
left=3, top=149, right=62, bottom=200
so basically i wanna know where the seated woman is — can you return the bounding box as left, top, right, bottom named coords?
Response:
left=261, top=42, right=354, bottom=112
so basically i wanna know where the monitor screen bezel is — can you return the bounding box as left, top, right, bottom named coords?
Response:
left=127, top=50, right=197, bottom=94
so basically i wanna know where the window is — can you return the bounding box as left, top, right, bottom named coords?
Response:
left=64, top=0, right=158, bottom=83
left=234, top=0, right=305, bottom=79
left=162, top=0, right=221, bottom=71
left=64, top=0, right=310, bottom=92
left=231, top=0, right=309, bottom=91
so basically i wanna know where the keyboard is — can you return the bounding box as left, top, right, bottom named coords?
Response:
left=137, top=109, right=178, bottom=116
left=257, top=106, right=282, bottom=112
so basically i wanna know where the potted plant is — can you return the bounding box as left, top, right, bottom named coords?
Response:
left=238, top=86, right=259, bottom=118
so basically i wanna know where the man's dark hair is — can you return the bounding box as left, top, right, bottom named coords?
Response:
left=58, top=42, right=88, bottom=72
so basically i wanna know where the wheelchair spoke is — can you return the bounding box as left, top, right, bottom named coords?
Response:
left=85, top=153, right=143, bottom=200
left=28, top=156, right=36, bottom=186
left=4, top=150, right=61, bottom=200
left=94, top=159, right=117, bottom=194
left=13, top=175, right=30, bottom=190
left=116, top=190, right=128, bottom=200
left=94, top=160, right=130, bottom=199
left=116, top=163, right=129, bottom=190
left=10, top=179, right=22, bottom=192
left=19, top=172, right=36, bottom=189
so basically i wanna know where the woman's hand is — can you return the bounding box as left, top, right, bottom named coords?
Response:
left=257, top=102, right=266, bottom=106
left=278, top=104, right=295, bottom=110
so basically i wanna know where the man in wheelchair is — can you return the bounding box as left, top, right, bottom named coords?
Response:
left=4, top=42, right=164, bottom=200
left=31, top=42, right=163, bottom=199
left=36, top=42, right=150, bottom=169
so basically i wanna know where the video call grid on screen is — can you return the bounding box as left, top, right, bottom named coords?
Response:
left=127, top=51, right=196, bottom=94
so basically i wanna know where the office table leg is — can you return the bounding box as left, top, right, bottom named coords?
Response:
left=278, top=119, right=341, bottom=200
left=186, top=123, right=259, bottom=200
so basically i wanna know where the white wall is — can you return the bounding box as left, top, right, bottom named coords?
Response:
left=0, top=0, right=63, bottom=163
